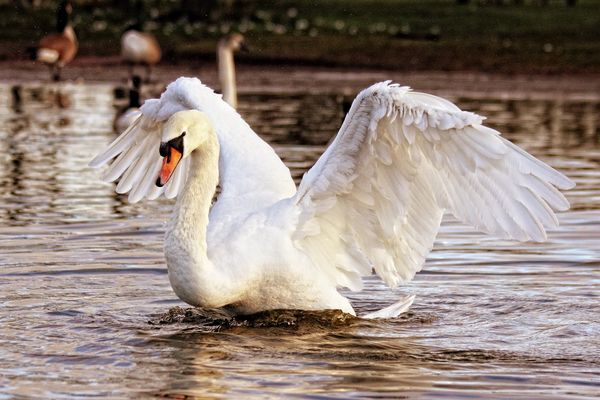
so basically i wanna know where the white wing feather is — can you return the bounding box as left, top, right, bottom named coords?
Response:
left=90, top=78, right=296, bottom=206
left=89, top=108, right=175, bottom=203
left=293, top=81, right=574, bottom=290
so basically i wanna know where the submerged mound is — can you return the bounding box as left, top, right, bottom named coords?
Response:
left=149, top=306, right=358, bottom=330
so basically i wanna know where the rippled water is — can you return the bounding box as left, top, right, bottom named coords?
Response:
left=0, top=82, right=599, bottom=399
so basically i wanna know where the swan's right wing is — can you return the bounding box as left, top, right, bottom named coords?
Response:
left=291, top=82, right=574, bottom=291
left=89, top=99, right=190, bottom=203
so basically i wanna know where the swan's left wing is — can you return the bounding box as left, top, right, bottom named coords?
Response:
left=89, top=98, right=190, bottom=203
left=292, top=81, right=574, bottom=291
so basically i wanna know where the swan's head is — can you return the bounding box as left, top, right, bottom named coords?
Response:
left=220, top=32, right=248, bottom=53
left=156, top=110, right=214, bottom=187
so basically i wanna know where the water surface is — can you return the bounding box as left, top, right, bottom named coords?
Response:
left=0, top=82, right=599, bottom=399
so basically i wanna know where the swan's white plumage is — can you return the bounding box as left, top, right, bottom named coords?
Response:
left=90, top=78, right=574, bottom=318
left=292, top=81, right=573, bottom=289
left=90, top=77, right=295, bottom=205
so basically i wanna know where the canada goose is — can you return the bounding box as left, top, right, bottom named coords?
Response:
left=217, top=33, right=247, bottom=108
left=36, top=0, right=77, bottom=82
left=114, top=75, right=142, bottom=133
left=121, top=25, right=161, bottom=83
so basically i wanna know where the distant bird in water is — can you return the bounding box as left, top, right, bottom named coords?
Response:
left=35, top=0, right=77, bottom=82
left=114, top=75, right=142, bottom=133
left=217, top=33, right=247, bottom=108
left=121, top=25, right=161, bottom=83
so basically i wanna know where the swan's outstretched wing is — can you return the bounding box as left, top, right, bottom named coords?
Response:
left=292, top=81, right=574, bottom=291
left=89, top=98, right=190, bottom=203
left=90, top=77, right=296, bottom=206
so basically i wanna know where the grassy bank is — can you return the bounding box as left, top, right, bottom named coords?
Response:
left=1, top=0, right=599, bottom=73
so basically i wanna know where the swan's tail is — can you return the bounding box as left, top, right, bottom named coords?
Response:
left=362, top=294, right=415, bottom=319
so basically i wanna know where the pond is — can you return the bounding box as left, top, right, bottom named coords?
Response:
left=0, top=82, right=598, bottom=398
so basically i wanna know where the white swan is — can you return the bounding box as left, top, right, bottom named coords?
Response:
left=217, top=33, right=246, bottom=108
left=90, top=78, right=574, bottom=318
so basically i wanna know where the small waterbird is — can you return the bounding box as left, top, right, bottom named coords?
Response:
left=114, top=75, right=142, bottom=133
left=90, top=78, right=574, bottom=318
left=35, top=1, right=77, bottom=82
left=121, top=26, right=161, bottom=83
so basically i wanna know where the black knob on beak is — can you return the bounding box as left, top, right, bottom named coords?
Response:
left=159, top=142, right=169, bottom=157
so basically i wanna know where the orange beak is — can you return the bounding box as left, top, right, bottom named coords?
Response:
left=156, top=146, right=183, bottom=187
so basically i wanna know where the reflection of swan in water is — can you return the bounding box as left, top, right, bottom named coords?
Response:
left=217, top=33, right=247, bottom=109
left=90, top=78, right=573, bottom=318
left=146, top=315, right=430, bottom=398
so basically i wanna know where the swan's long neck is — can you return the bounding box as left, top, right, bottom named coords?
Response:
left=217, top=43, right=237, bottom=108
left=164, top=134, right=226, bottom=307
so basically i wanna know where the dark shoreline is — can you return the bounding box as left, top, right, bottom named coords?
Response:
left=2, top=58, right=600, bottom=100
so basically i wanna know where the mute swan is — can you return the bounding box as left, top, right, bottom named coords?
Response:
left=115, top=75, right=142, bottom=133
left=121, top=26, right=161, bottom=83
left=36, top=1, right=77, bottom=82
left=90, top=78, right=574, bottom=318
left=217, top=33, right=247, bottom=108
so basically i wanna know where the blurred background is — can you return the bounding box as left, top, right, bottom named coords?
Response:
left=1, top=0, right=599, bottom=75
